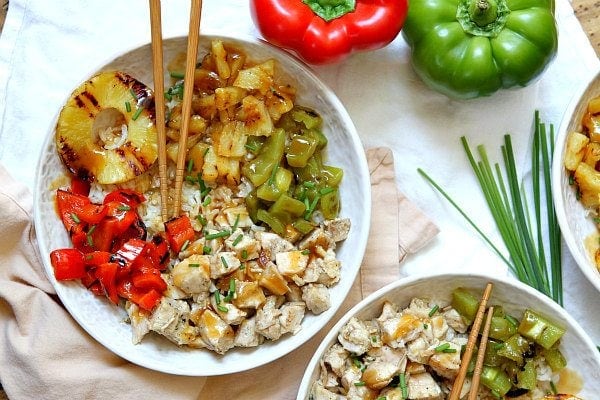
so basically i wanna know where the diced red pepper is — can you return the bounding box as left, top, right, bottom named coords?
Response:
left=132, top=272, right=167, bottom=293
left=103, top=189, right=146, bottom=208
left=149, top=233, right=170, bottom=269
left=83, top=251, right=112, bottom=266
left=88, top=281, right=105, bottom=297
left=50, top=248, right=86, bottom=280
left=164, top=215, right=196, bottom=254
left=56, top=189, right=90, bottom=233
left=95, top=262, right=119, bottom=305
left=70, top=177, right=91, bottom=196
left=78, top=203, right=108, bottom=225
left=113, top=238, right=147, bottom=267
left=136, top=289, right=162, bottom=311
left=80, top=268, right=98, bottom=288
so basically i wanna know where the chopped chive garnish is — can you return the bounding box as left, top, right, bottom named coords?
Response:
left=244, top=142, right=259, bottom=152
left=202, top=196, right=212, bottom=207
left=196, top=214, right=207, bottom=226
left=568, top=174, right=574, bottom=185
left=71, top=213, right=81, bottom=224
left=214, top=290, right=222, bottom=304
left=129, top=88, right=137, bottom=99
left=87, top=235, right=94, bottom=246
left=185, top=175, right=196, bottom=184
left=493, top=342, right=504, bottom=350
left=434, top=343, right=451, bottom=352
left=85, top=254, right=93, bottom=260
left=594, top=217, right=600, bottom=224
left=180, top=239, right=190, bottom=252
left=203, top=147, right=210, bottom=157
left=117, top=205, right=131, bottom=211
left=87, top=225, right=96, bottom=235
left=301, top=249, right=310, bottom=255
left=241, top=249, right=248, bottom=259
left=352, top=358, right=362, bottom=369
left=377, top=397, right=387, bottom=400
left=371, top=335, right=378, bottom=342
left=221, top=256, right=229, bottom=268
left=187, top=159, right=194, bottom=174
left=398, top=373, right=408, bottom=398
left=550, top=381, right=557, bottom=394
left=428, top=304, right=439, bottom=317
left=217, top=304, right=229, bottom=313
left=224, top=279, right=236, bottom=301
left=353, top=381, right=365, bottom=387
left=442, top=348, right=457, bottom=353
left=423, top=323, right=429, bottom=329
left=303, top=181, right=315, bottom=188
left=239, top=263, right=246, bottom=270
left=319, top=187, right=334, bottom=195
left=205, top=230, right=230, bottom=240
left=131, top=106, right=144, bottom=121
left=189, top=263, right=200, bottom=268
left=170, top=71, right=185, bottom=79
left=125, top=101, right=131, bottom=112
left=232, top=234, right=243, bottom=246
left=267, top=163, right=279, bottom=186
left=505, top=315, right=519, bottom=327
left=232, top=214, right=240, bottom=232
left=203, top=246, right=212, bottom=254
left=304, top=194, right=321, bottom=220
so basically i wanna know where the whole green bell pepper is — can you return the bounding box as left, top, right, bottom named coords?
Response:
left=402, top=0, right=558, bottom=99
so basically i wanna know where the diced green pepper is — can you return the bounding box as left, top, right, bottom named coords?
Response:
left=286, top=135, right=318, bottom=168
left=497, top=334, right=530, bottom=365
left=483, top=340, right=505, bottom=367
left=242, top=128, right=285, bottom=186
left=480, top=366, right=512, bottom=396
left=257, top=166, right=293, bottom=202
left=517, top=360, right=537, bottom=390
left=320, top=188, right=340, bottom=219
left=269, top=194, right=306, bottom=224
left=489, top=316, right=518, bottom=341
left=245, top=190, right=260, bottom=221
left=292, top=218, right=315, bottom=234
left=245, top=135, right=264, bottom=154
left=321, top=165, right=344, bottom=187
left=303, top=128, right=328, bottom=149
left=294, top=153, right=323, bottom=183
left=257, top=209, right=285, bottom=235
left=451, top=288, right=479, bottom=325
left=542, top=347, right=567, bottom=371
left=518, top=309, right=565, bottom=349
left=292, top=107, right=322, bottom=129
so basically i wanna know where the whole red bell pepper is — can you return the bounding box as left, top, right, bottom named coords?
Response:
left=250, top=0, right=407, bottom=64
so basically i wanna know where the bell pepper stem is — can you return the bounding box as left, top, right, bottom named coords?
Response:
left=303, top=0, right=356, bottom=21
left=469, top=0, right=499, bottom=27
left=456, top=0, right=510, bottom=37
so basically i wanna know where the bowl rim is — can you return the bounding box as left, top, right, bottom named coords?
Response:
left=551, top=69, right=600, bottom=294
left=296, top=270, right=600, bottom=399
left=32, top=32, right=372, bottom=376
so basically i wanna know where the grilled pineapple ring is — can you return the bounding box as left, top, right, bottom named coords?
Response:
left=55, top=71, right=158, bottom=184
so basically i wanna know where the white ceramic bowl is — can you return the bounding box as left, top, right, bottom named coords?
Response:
left=297, top=272, right=600, bottom=399
left=33, top=34, right=371, bottom=376
left=552, top=71, right=600, bottom=294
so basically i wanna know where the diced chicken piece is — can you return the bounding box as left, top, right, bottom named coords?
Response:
left=379, top=313, right=423, bottom=347
left=430, top=315, right=449, bottom=340
left=279, top=301, right=306, bottom=335
left=125, top=301, right=150, bottom=344
left=406, top=360, right=427, bottom=375
left=407, top=372, right=443, bottom=400
left=443, top=308, right=469, bottom=333
left=171, top=254, right=211, bottom=296
left=209, top=251, right=241, bottom=278
left=345, top=381, right=378, bottom=400
left=222, top=205, right=254, bottom=228
left=210, top=293, right=247, bottom=325
left=323, top=218, right=351, bottom=242
left=338, top=317, right=373, bottom=355
left=378, top=301, right=400, bottom=321
left=255, top=231, right=294, bottom=260
left=148, top=298, right=199, bottom=346
left=233, top=280, right=266, bottom=309
left=259, top=261, right=290, bottom=295
left=298, top=228, right=336, bottom=252
left=379, top=387, right=405, bottom=400
left=406, top=336, right=435, bottom=364
left=407, top=298, right=435, bottom=319
left=366, top=345, right=407, bottom=372
left=302, top=283, right=331, bottom=314
left=318, top=359, right=341, bottom=390
left=256, top=295, right=283, bottom=340
left=276, top=250, right=309, bottom=276
left=428, top=341, right=461, bottom=379
left=234, top=317, right=264, bottom=348
left=340, top=364, right=363, bottom=391
left=323, top=343, right=350, bottom=377
left=285, top=282, right=304, bottom=302
left=300, top=249, right=341, bottom=286
left=196, top=309, right=235, bottom=354
left=161, top=273, right=189, bottom=300
left=310, top=382, right=346, bottom=400
left=362, top=360, right=400, bottom=390
left=225, top=228, right=260, bottom=260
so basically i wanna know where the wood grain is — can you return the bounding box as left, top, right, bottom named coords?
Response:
left=573, top=0, right=600, bottom=56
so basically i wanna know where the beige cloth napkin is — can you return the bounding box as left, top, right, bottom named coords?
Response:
left=0, top=147, right=438, bottom=400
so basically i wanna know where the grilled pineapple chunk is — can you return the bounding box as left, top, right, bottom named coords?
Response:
left=573, top=162, right=600, bottom=208
left=564, top=131, right=589, bottom=171
left=55, top=71, right=158, bottom=184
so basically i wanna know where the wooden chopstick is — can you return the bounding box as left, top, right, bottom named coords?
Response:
left=468, top=306, right=494, bottom=400
left=149, top=0, right=169, bottom=222
left=172, top=0, right=202, bottom=218
left=449, top=282, right=494, bottom=400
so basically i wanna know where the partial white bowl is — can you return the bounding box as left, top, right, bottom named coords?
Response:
left=33, top=34, right=371, bottom=376
left=552, top=71, right=600, bottom=294
left=297, top=272, right=600, bottom=399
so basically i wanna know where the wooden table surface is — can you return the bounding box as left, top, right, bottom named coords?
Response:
left=0, top=0, right=597, bottom=399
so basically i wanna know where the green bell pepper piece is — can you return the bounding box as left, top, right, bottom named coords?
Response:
left=269, top=194, right=306, bottom=224
left=451, top=288, right=479, bottom=325
left=246, top=190, right=260, bottom=221
left=321, top=165, right=344, bottom=187
left=257, top=209, right=285, bottom=235
left=517, top=360, right=537, bottom=390
left=489, top=315, right=518, bottom=341
left=292, top=218, right=315, bottom=234
left=402, top=0, right=558, bottom=99
left=542, top=347, right=567, bottom=371
left=286, top=135, right=319, bottom=168
left=320, top=188, right=340, bottom=219
left=497, top=333, right=530, bottom=365
left=291, top=107, right=322, bottom=130
left=257, top=166, right=293, bottom=202
left=518, top=309, right=565, bottom=349
left=242, top=128, right=285, bottom=187
left=480, top=366, right=512, bottom=396
left=483, top=340, right=505, bottom=367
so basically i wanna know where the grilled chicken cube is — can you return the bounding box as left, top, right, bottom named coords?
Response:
left=259, top=261, right=290, bottom=295
left=125, top=302, right=150, bottom=344
left=406, top=336, right=435, bottom=364
left=275, top=250, right=309, bottom=276
left=256, top=295, right=283, bottom=340
left=222, top=205, right=254, bottom=228
left=407, top=372, right=443, bottom=400
left=298, top=228, right=336, bottom=252
left=210, top=293, right=247, bottom=325
left=255, top=231, right=294, bottom=260
left=310, top=382, right=345, bottom=400
left=443, top=308, right=469, bottom=333
left=232, top=280, right=267, bottom=309
left=323, top=218, right=351, bottom=242
left=196, top=309, right=235, bottom=354
left=279, top=301, right=306, bottom=335
left=338, top=317, right=373, bottom=355
left=323, top=343, right=350, bottom=377
left=379, top=312, right=423, bottom=347
left=234, top=317, right=264, bottom=348
left=225, top=228, right=260, bottom=260
left=209, top=251, right=241, bottom=278
left=427, top=341, right=462, bottom=379
left=564, top=131, right=589, bottom=171
left=148, top=298, right=199, bottom=346
left=302, top=283, right=331, bottom=314
left=430, top=315, right=449, bottom=340
left=161, top=273, right=192, bottom=300
left=171, top=254, right=211, bottom=297
left=345, top=383, right=378, bottom=400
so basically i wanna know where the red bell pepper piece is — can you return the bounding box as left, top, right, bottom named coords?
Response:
left=96, top=262, right=119, bottom=305
left=50, top=248, right=86, bottom=280
left=132, top=272, right=167, bottom=293
left=78, top=203, right=108, bottom=225
left=136, top=289, right=162, bottom=311
left=103, top=189, right=145, bottom=208
left=250, top=0, right=408, bottom=64
left=56, top=189, right=90, bottom=233
left=149, top=233, right=170, bottom=269
left=84, top=251, right=112, bottom=266
left=70, top=177, right=91, bottom=196
left=164, top=215, right=196, bottom=254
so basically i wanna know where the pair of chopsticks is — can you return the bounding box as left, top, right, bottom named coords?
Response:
left=149, top=0, right=203, bottom=221
left=449, top=282, right=494, bottom=400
